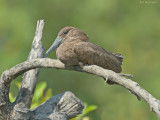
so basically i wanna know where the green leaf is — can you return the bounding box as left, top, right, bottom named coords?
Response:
left=32, top=81, right=47, bottom=102
left=43, top=88, right=53, bottom=101
left=15, top=81, right=21, bottom=89
left=82, top=117, right=90, bottom=120
left=70, top=103, right=97, bottom=120
left=84, top=105, right=97, bottom=115
left=9, top=93, right=16, bottom=103
left=31, top=81, right=53, bottom=109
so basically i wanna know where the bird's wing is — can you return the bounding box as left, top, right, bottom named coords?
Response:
left=73, top=42, right=122, bottom=73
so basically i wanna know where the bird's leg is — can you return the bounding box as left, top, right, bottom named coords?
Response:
left=78, top=62, right=90, bottom=67
left=104, top=76, right=117, bottom=85
left=78, top=62, right=85, bottom=67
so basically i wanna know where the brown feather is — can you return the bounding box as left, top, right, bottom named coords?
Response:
left=73, top=42, right=122, bottom=73
left=55, top=27, right=123, bottom=73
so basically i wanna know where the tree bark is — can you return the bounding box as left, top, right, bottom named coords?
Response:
left=0, top=20, right=84, bottom=120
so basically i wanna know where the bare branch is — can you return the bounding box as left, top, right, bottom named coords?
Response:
left=12, top=20, right=45, bottom=119
left=0, top=20, right=85, bottom=120
left=2, top=58, right=160, bottom=119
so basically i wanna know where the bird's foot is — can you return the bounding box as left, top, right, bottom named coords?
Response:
left=104, top=76, right=116, bottom=85
left=78, top=62, right=84, bottom=67
left=78, top=62, right=89, bottom=67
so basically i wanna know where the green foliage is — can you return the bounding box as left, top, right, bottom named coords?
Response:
left=70, top=103, right=97, bottom=120
left=31, top=81, right=53, bottom=109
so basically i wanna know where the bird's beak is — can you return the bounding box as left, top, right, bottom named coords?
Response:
left=45, top=36, right=62, bottom=56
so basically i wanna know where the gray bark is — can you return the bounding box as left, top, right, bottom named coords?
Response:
left=30, top=91, right=84, bottom=120
left=0, top=20, right=84, bottom=120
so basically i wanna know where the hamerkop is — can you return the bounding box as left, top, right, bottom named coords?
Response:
left=46, top=27, right=123, bottom=73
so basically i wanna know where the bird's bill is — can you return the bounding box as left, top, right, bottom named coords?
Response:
left=46, top=36, right=62, bottom=56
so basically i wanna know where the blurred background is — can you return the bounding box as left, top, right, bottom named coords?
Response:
left=0, top=0, right=160, bottom=119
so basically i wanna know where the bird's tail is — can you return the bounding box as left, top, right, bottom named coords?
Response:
left=112, top=53, right=124, bottom=65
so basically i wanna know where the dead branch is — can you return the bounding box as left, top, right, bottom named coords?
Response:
left=1, top=58, right=160, bottom=119
left=0, top=20, right=84, bottom=120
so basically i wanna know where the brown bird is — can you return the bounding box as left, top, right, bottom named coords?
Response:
left=46, top=27, right=123, bottom=73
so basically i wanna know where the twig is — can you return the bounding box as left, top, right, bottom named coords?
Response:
left=118, top=73, right=133, bottom=78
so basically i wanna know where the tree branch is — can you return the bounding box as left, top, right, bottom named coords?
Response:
left=0, top=20, right=84, bottom=120
left=11, top=20, right=45, bottom=119
left=1, top=58, right=160, bottom=119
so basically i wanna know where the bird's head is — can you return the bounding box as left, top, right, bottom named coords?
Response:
left=46, top=26, right=88, bottom=56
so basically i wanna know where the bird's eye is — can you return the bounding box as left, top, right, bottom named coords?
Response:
left=63, top=31, right=68, bottom=34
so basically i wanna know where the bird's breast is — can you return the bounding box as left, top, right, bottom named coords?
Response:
left=56, top=42, right=79, bottom=66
